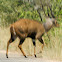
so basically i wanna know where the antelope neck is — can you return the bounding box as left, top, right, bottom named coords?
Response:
left=43, top=21, right=53, bottom=32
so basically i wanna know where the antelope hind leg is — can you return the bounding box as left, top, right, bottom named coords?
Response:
left=6, top=35, right=17, bottom=58
left=6, top=38, right=12, bottom=58
left=18, top=39, right=27, bottom=58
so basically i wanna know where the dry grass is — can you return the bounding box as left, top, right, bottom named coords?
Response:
left=0, top=24, right=62, bottom=61
left=42, top=24, right=62, bottom=60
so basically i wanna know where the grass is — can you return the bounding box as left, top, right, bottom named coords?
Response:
left=0, top=18, right=62, bottom=61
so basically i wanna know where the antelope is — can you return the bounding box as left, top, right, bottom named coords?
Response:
left=6, top=18, right=59, bottom=58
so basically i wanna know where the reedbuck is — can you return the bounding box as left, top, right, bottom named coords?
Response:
left=6, top=18, right=59, bottom=58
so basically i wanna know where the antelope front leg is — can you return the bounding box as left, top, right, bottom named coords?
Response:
left=46, top=32, right=50, bottom=41
left=39, top=38, right=44, bottom=51
left=36, top=33, right=44, bottom=53
left=32, top=39, right=36, bottom=57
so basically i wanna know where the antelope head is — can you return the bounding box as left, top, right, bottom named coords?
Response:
left=43, top=18, right=59, bottom=32
left=51, top=19, right=59, bottom=27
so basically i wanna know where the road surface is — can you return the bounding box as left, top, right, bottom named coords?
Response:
left=0, top=50, right=61, bottom=62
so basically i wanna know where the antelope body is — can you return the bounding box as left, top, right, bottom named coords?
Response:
left=6, top=18, right=59, bottom=58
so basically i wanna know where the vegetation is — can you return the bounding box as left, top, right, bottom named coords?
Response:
left=0, top=0, right=62, bottom=60
left=0, top=0, right=62, bottom=26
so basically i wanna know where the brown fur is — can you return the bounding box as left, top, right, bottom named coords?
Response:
left=11, top=19, right=45, bottom=38
left=6, top=18, right=59, bottom=58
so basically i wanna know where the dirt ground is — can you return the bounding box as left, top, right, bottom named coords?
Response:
left=0, top=50, right=62, bottom=62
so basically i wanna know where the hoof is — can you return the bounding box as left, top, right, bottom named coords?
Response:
left=6, top=54, right=8, bottom=58
left=35, top=55, right=37, bottom=58
left=25, top=56, right=27, bottom=58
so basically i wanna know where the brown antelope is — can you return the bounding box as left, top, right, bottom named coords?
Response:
left=6, top=18, right=59, bottom=58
